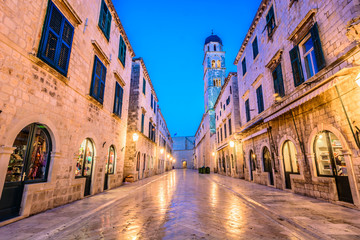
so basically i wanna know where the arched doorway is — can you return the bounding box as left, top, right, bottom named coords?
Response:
left=136, top=152, right=140, bottom=180
left=249, top=150, right=256, bottom=181
left=75, top=138, right=95, bottom=196
left=262, top=147, right=273, bottom=185
left=142, top=154, right=146, bottom=178
left=104, top=145, right=116, bottom=190
left=0, top=123, right=52, bottom=221
left=226, top=155, right=231, bottom=174
left=314, top=131, right=353, bottom=203
left=182, top=161, right=187, bottom=169
left=282, top=140, right=299, bottom=189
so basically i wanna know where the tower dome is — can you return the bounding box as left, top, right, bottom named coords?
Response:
left=205, top=34, right=222, bottom=45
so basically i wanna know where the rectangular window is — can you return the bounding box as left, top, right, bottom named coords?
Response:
left=242, top=58, right=247, bottom=76
left=148, top=121, right=152, bottom=139
left=228, top=119, right=232, bottom=135
left=118, top=35, right=126, bottom=66
left=90, top=56, right=106, bottom=104
left=98, top=0, right=112, bottom=40
left=154, top=102, right=156, bottom=113
left=226, top=96, right=230, bottom=105
left=224, top=124, right=227, bottom=139
left=217, top=130, right=220, bottom=144
left=39, top=1, right=74, bottom=76
left=220, top=128, right=223, bottom=142
left=266, top=6, right=276, bottom=37
left=291, top=23, right=325, bottom=86
left=245, top=99, right=251, bottom=122
left=143, top=78, right=146, bottom=94
left=256, top=85, right=264, bottom=113
left=252, top=37, right=259, bottom=59
left=113, top=82, right=123, bottom=117
left=272, top=64, right=285, bottom=97
left=151, top=94, right=153, bottom=109
left=141, top=113, right=145, bottom=133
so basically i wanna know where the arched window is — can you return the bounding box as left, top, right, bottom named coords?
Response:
left=249, top=150, right=256, bottom=171
left=282, top=140, right=299, bottom=189
left=262, top=147, right=271, bottom=173
left=136, top=152, right=140, bottom=171
left=106, top=145, right=116, bottom=174
left=314, top=131, right=347, bottom=177
left=143, top=154, right=146, bottom=171
left=217, top=60, right=221, bottom=68
left=6, top=124, right=52, bottom=183
left=214, top=45, right=216, bottom=51
left=212, top=60, right=215, bottom=68
left=76, top=139, right=95, bottom=177
left=208, top=46, right=210, bottom=51
left=213, top=79, right=216, bottom=86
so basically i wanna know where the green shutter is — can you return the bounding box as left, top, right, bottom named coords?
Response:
left=289, top=46, right=304, bottom=87
left=311, top=22, right=325, bottom=70
left=106, top=9, right=112, bottom=39
left=276, top=65, right=285, bottom=97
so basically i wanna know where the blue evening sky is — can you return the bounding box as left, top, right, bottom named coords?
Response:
left=114, top=0, right=262, bottom=137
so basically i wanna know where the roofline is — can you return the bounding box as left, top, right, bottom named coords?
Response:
left=107, top=0, right=135, bottom=57
left=214, top=72, right=237, bottom=108
left=195, top=113, right=207, bottom=135
left=233, top=0, right=269, bottom=65
left=132, top=57, right=159, bottom=101
left=157, top=107, right=172, bottom=140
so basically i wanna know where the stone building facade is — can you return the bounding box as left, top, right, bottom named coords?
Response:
left=123, top=58, right=173, bottom=181
left=0, top=0, right=135, bottom=223
left=214, top=72, right=243, bottom=178
left=156, top=108, right=173, bottom=173
left=173, top=136, right=195, bottom=169
left=232, top=0, right=360, bottom=207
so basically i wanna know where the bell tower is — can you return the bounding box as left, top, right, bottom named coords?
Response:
left=203, top=33, right=226, bottom=133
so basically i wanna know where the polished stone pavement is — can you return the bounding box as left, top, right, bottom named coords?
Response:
left=0, top=169, right=360, bottom=240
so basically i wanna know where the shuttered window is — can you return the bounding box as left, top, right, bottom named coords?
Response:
left=224, top=124, right=227, bottom=139
left=90, top=56, right=106, bottom=104
left=256, top=85, right=264, bottom=113
left=272, top=64, right=285, bottom=97
left=266, top=6, right=276, bottom=36
left=118, top=35, right=126, bottom=66
left=143, top=78, right=146, bottom=94
left=39, top=1, right=74, bottom=76
left=242, top=58, right=247, bottom=76
left=228, top=119, right=232, bottom=135
left=154, top=102, right=156, bottom=113
left=245, top=99, right=251, bottom=122
left=290, top=46, right=304, bottom=87
left=252, top=37, right=259, bottom=59
left=98, top=0, right=112, bottom=40
left=311, top=23, right=325, bottom=71
left=141, top=113, right=145, bottom=133
left=151, top=94, right=153, bottom=108
left=113, top=82, right=123, bottom=117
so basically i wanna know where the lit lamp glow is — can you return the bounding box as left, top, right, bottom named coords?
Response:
left=160, top=148, right=164, bottom=154
left=356, top=72, right=360, bottom=87
left=132, top=133, right=139, bottom=142
left=170, top=157, right=173, bottom=160
left=212, top=152, right=215, bottom=156
left=167, top=154, right=170, bottom=158
left=229, top=141, right=235, bottom=148
left=252, top=153, right=256, bottom=158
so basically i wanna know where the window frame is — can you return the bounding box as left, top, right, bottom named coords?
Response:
left=118, top=35, right=126, bottom=67
left=113, top=82, right=123, bottom=117
left=245, top=99, right=251, bottom=122
left=38, top=1, right=74, bottom=76
left=256, top=85, right=264, bottom=113
left=98, top=0, right=112, bottom=40
left=252, top=36, right=259, bottom=59
left=242, top=57, right=247, bottom=76
left=90, top=56, right=107, bottom=104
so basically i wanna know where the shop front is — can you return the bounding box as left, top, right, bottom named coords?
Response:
left=104, top=145, right=116, bottom=190
left=262, top=147, right=274, bottom=185
left=313, top=131, right=353, bottom=203
left=0, top=123, right=52, bottom=221
left=75, top=139, right=95, bottom=196
left=282, top=141, right=299, bottom=189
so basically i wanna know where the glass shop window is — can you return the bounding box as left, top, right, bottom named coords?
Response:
left=282, top=140, right=299, bottom=173
left=6, top=124, right=52, bottom=183
left=75, top=139, right=95, bottom=177
left=106, top=145, right=116, bottom=174
left=314, top=131, right=348, bottom=177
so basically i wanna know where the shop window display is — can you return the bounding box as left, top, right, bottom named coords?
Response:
left=314, top=131, right=348, bottom=177
left=6, top=124, right=51, bottom=183
left=282, top=141, right=299, bottom=173
left=106, top=145, right=115, bottom=174
left=75, top=139, right=94, bottom=177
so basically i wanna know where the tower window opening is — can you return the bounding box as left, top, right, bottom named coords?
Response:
left=212, top=60, right=215, bottom=68
left=217, top=60, right=221, bottom=68
left=214, top=45, right=216, bottom=51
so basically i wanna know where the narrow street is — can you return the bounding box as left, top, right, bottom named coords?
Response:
left=0, top=169, right=359, bottom=240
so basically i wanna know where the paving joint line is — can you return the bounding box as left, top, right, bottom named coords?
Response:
left=35, top=172, right=170, bottom=240
left=205, top=175, right=334, bottom=240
